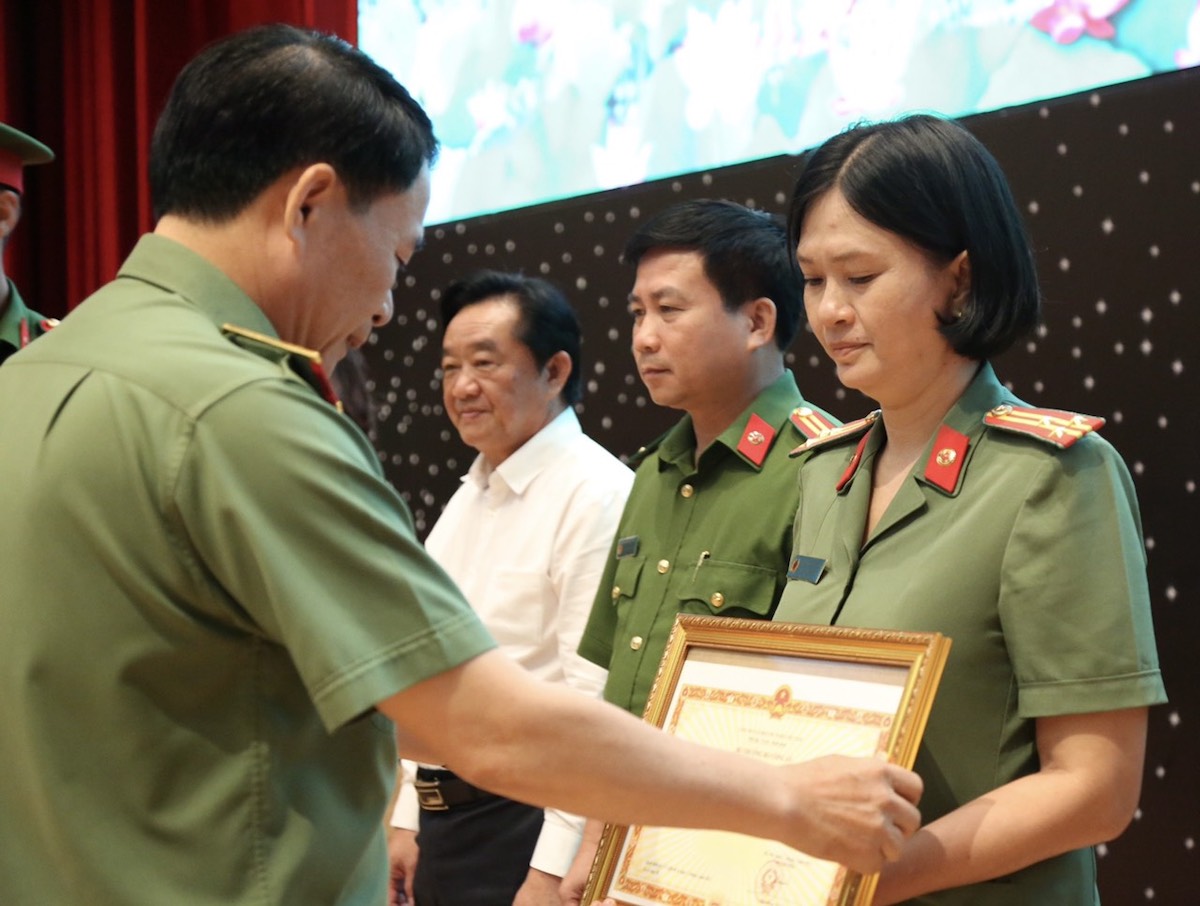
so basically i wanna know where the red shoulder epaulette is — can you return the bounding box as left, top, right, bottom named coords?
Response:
left=789, top=410, right=879, bottom=457
left=983, top=404, right=1104, bottom=449
left=789, top=405, right=839, bottom=440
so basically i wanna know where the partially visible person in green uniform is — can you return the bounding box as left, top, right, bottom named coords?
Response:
left=0, top=24, right=926, bottom=906
left=0, top=121, right=56, bottom=364
left=776, top=114, right=1166, bottom=905
left=565, top=199, right=842, bottom=903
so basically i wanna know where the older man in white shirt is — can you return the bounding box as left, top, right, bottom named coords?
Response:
left=389, top=270, right=632, bottom=905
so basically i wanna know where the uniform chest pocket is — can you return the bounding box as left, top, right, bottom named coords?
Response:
left=677, top=560, right=778, bottom=618
left=609, top=556, right=644, bottom=604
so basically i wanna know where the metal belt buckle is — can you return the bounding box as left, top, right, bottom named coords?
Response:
left=415, top=780, right=448, bottom=811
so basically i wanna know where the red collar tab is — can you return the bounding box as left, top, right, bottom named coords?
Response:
left=835, top=431, right=872, bottom=492
left=923, top=424, right=970, bottom=494
left=984, top=404, right=1104, bottom=449
left=20, top=316, right=59, bottom=348
left=736, top=413, right=776, bottom=467
left=303, top=358, right=343, bottom=411
left=789, top=405, right=838, bottom=439
left=790, top=410, right=878, bottom=457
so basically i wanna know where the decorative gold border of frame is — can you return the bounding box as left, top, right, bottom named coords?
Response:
left=582, top=615, right=951, bottom=906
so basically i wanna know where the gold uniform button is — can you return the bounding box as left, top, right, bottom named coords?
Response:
left=657, top=559, right=670, bottom=574
left=710, top=592, right=725, bottom=608
left=680, top=484, right=695, bottom=498
left=630, top=636, right=644, bottom=650
left=611, top=585, right=621, bottom=599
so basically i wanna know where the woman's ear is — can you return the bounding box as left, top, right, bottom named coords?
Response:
left=949, top=251, right=972, bottom=317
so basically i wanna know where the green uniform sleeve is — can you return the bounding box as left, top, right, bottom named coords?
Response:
left=1000, top=435, right=1165, bottom=717
left=173, top=379, right=495, bottom=730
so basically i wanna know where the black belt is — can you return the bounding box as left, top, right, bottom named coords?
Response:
left=414, top=768, right=497, bottom=811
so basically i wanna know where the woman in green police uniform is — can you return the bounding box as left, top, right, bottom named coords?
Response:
left=774, top=115, right=1165, bottom=905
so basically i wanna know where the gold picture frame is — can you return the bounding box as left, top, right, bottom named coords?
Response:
left=582, top=615, right=951, bottom=906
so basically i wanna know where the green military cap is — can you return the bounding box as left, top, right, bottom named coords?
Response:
left=0, top=122, right=55, bottom=195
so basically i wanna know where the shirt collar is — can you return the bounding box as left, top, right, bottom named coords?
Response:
left=658, top=370, right=802, bottom=470
left=116, top=234, right=278, bottom=339
left=464, top=406, right=581, bottom=496
left=838, top=361, right=1016, bottom=494
left=928, top=361, right=1020, bottom=438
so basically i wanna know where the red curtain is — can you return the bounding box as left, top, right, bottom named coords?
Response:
left=1, top=0, right=358, bottom=318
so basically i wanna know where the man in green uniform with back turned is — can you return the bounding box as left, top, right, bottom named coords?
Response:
left=564, top=199, right=843, bottom=902
left=0, top=121, right=56, bottom=364
left=0, top=24, right=925, bottom=906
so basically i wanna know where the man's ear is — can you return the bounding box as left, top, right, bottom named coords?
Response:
left=282, top=163, right=339, bottom=243
left=543, top=350, right=572, bottom=396
left=743, top=296, right=778, bottom=352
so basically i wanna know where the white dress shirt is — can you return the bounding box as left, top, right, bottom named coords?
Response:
left=392, top=407, right=633, bottom=875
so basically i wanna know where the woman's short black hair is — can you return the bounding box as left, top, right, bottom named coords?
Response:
left=439, top=270, right=584, bottom=406
left=787, top=114, right=1040, bottom=359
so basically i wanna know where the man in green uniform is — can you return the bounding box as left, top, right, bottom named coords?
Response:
left=0, top=25, right=923, bottom=906
left=0, top=121, right=56, bottom=364
left=566, top=199, right=842, bottom=901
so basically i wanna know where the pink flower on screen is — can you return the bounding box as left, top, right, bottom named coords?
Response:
left=1030, top=0, right=1131, bottom=44
left=517, top=20, right=553, bottom=46
left=1178, top=1, right=1200, bottom=68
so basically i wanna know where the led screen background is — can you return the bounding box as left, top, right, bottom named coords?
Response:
left=360, top=0, right=1200, bottom=225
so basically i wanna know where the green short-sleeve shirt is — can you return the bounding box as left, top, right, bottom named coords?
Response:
left=0, top=235, right=495, bottom=905
left=578, top=372, right=837, bottom=716
left=773, top=364, right=1166, bottom=906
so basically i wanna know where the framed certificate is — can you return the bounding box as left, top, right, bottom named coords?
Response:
left=582, top=615, right=950, bottom=906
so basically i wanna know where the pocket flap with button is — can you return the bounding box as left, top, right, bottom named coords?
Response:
left=677, top=560, right=777, bottom=617
left=610, top=556, right=644, bottom=603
